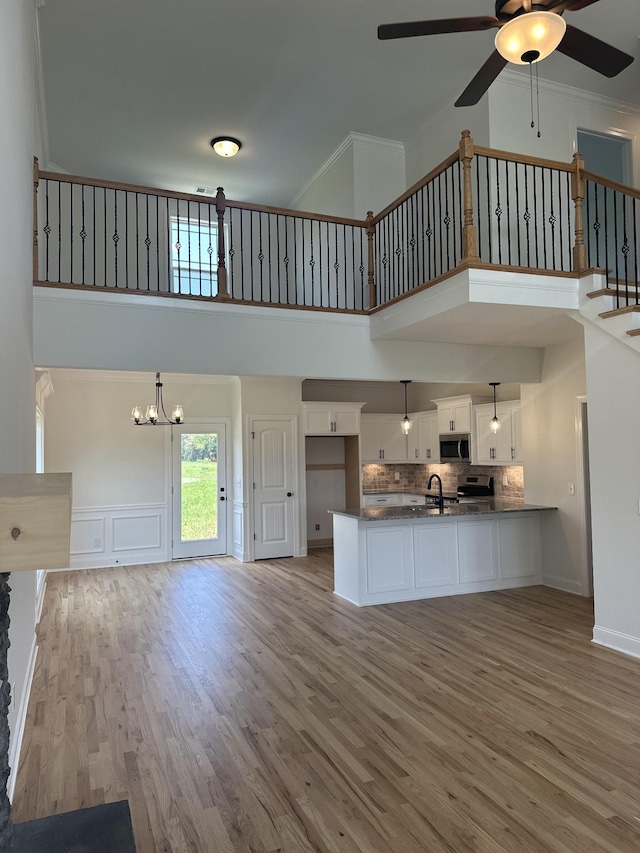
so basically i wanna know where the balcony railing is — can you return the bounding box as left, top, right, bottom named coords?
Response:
left=33, top=132, right=639, bottom=312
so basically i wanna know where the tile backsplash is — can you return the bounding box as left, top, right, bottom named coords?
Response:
left=362, top=462, right=524, bottom=500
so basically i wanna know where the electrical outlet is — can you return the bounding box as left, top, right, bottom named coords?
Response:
left=568, top=483, right=575, bottom=495
left=502, top=475, right=508, bottom=486
left=394, top=472, right=400, bottom=481
left=93, top=537, right=102, bottom=548
left=315, top=524, right=320, bottom=531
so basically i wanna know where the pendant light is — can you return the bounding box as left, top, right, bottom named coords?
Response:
left=489, top=382, right=501, bottom=435
left=401, top=380, right=412, bottom=435
left=131, top=373, right=184, bottom=426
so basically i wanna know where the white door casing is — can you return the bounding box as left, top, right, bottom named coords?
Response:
left=252, top=418, right=296, bottom=559
left=172, top=423, right=227, bottom=558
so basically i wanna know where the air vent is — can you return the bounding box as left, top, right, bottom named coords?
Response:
left=194, top=186, right=216, bottom=197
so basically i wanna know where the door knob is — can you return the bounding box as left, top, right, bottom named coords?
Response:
left=220, top=496, right=226, bottom=501
left=287, top=492, right=293, bottom=497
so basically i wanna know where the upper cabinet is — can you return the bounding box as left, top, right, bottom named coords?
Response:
left=303, top=402, right=364, bottom=435
left=474, top=401, right=523, bottom=465
left=433, top=395, right=490, bottom=435
left=407, top=412, right=439, bottom=463
left=361, top=415, right=409, bottom=463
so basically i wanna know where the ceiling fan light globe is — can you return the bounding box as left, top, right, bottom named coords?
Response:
left=495, top=11, right=566, bottom=64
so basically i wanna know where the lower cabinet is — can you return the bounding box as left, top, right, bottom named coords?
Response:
left=413, top=522, right=458, bottom=588
left=366, top=526, right=413, bottom=594
left=335, top=511, right=545, bottom=606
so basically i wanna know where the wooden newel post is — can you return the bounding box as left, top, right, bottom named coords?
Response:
left=33, top=157, right=39, bottom=284
left=215, top=187, right=230, bottom=300
left=366, top=211, right=376, bottom=310
left=571, top=152, right=588, bottom=273
left=459, top=130, right=478, bottom=262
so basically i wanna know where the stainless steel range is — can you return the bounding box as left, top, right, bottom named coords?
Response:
left=456, top=474, right=494, bottom=503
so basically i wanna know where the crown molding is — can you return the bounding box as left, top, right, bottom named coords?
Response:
left=289, top=132, right=404, bottom=209
left=43, top=368, right=237, bottom=385
left=498, top=70, right=640, bottom=119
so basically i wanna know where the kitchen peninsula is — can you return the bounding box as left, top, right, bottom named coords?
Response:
left=330, top=500, right=556, bottom=607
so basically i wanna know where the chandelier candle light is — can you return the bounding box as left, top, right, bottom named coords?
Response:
left=131, top=373, right=184, bottom=426
left=489, top=382, right=501, bottom=435
left=401, top=380, right=412, bottom=435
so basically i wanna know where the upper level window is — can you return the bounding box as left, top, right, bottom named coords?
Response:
left=170, top=216, right=220, bottom=298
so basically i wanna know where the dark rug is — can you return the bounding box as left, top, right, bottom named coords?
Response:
left=13, top=800, right=136, bottom=852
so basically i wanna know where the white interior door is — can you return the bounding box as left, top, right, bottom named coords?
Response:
left=172, top=424, right=227, bottom=558
left=252, top=419, right=296, bottom=559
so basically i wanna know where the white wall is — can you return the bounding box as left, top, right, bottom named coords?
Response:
left=44, top=370, right=233, bottom=568
left=292, top=133, right=406, bottom=220
left=489, top=75, right=640, bottom=185
left=0, top=0, right=38, bottom=794
left=583, top=325, right=640, bottom=657
left=404, top=101, right=491, bottom=189
left=520, top=335, right=587, bottom=594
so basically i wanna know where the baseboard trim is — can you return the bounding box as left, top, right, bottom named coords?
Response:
left=35, top=571, right=47, bottom=624
left=542, top=574, right=583, bottom=595
left=592, top=626, right=640, bottom=660
left=8, top=633, right=38, bottom=802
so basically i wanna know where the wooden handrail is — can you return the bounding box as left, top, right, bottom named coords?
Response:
left=371, top=150, right=459, bottom=226
left=473, top=145, right=573, bottom=173
left=583, top=170, right=640, bottom=201
left=38, top=169, right=368, bottom=229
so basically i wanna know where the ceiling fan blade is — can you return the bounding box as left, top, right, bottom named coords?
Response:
left=557, top=24, right=634, bottom=77
left=378, top=16, right=498, bottom=40
left=565, top=0, right=601, bottom=10
left=455, top=51, right=508, bottom=107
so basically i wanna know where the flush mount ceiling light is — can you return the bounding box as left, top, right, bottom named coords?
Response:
left=131, top=373, right=184, bottom=426
left=401, top=380, right=412, bottom=435
left=210, top=137, right=242, bottom=158
left=489, top=382, right=501, bottom=434
left=494, top=10, right=566, bottom=65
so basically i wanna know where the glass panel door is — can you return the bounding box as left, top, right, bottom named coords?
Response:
left=172, top=424, right=227, bottom=558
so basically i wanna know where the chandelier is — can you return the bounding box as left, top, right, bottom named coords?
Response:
left=131, top=372, right=184, bottom=426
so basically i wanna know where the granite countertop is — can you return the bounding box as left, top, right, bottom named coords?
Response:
left=330, top=498, right=556, bottom=521
left=363, top=488, right=459, bottom=499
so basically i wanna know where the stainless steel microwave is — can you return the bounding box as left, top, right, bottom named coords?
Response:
left=439, top=434, right=470, bottom=461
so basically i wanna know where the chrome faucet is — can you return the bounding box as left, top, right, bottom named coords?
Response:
left=427, top=473, right=444, bottom=512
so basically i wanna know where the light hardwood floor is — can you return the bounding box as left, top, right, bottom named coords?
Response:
left=12, top=551, right=640, bottom=852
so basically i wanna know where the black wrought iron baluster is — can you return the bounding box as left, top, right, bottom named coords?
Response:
left=44, top=180, right=50, bottom=281
left=124, top=188, right=129, bottom=290
left=80, top=184, right=86, bottom=284
left=603, top=186, right=610, bottom=286
left=145, top=193, right=150, bottom=291
left=113, top=190, right=119, bottom=288
left=476, top=158, right=483, bottom=262
left=69, top=182, right=74, bottom=283
left=293, top=215, right=298, bottom=305
left=613, top=188, right=620, bottom=291
left=135, top=192, right=140, bottom=290
left=155, top=196, right=159, bottom=292
left=505, top=161, right=512, bottom=266
left=633, top=198, right=638, bottom=306
left=524, top=166, right=531, bottom=267
left=310, top=219, right=316, bottom=305
left=58, top=183, right=62, bottom=283
left=548, top=170, right=557, bottom=270
left=102, top=187, right=107, bottom=286
left=457, top=160, right=463, bottom=264
left=592, top=182, right=601, bottom=268
left=334, top=222, right=339, bottom=307
left=425, top=181, right=432, bottom=282
left=622, top=192, right=629, bottom=304
left=566, top=172, right=572, bottom=272
left=495, top=158, right=502, bottom=265
left=559, top=172, right=566, bottom=271
left=515, top=163, right=522, bottom=267
left=541, top=168, right=547, bottom=269
left=485, top=159, right=492, bottom=264
left=266, top=210, right=272, bottom=302
left=532, top=166, right=539, bottom=268
left=444, top=168, right=451, bottom=273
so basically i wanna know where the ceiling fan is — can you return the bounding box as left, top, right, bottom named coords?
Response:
left=378, top=0, right=634, bottom=107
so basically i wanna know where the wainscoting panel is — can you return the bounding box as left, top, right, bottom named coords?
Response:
left=70, top=504, right=168, bottom=569
left=232, top=500, right=247, bottom=561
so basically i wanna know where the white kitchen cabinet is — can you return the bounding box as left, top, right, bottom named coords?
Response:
left=414, top=522, right=458, bottom=588
left=474, top=401, right=523, bottom=465
left=407, top=412, right=440, bottom=463
left=303, top=402, right=364, bottom=435
left=365, top=526, right=413, bottom=594
left=360, top=415, right=408, bottom=462
left=433, top=395, right=491, bottom=435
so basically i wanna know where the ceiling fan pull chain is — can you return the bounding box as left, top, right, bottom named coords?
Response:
left=529, top=62, right=535, bottom=131
left=536, top=62, right=542, bottom=138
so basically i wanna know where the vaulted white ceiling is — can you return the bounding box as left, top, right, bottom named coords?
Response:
left=38, top=0, right=638, bottom=207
